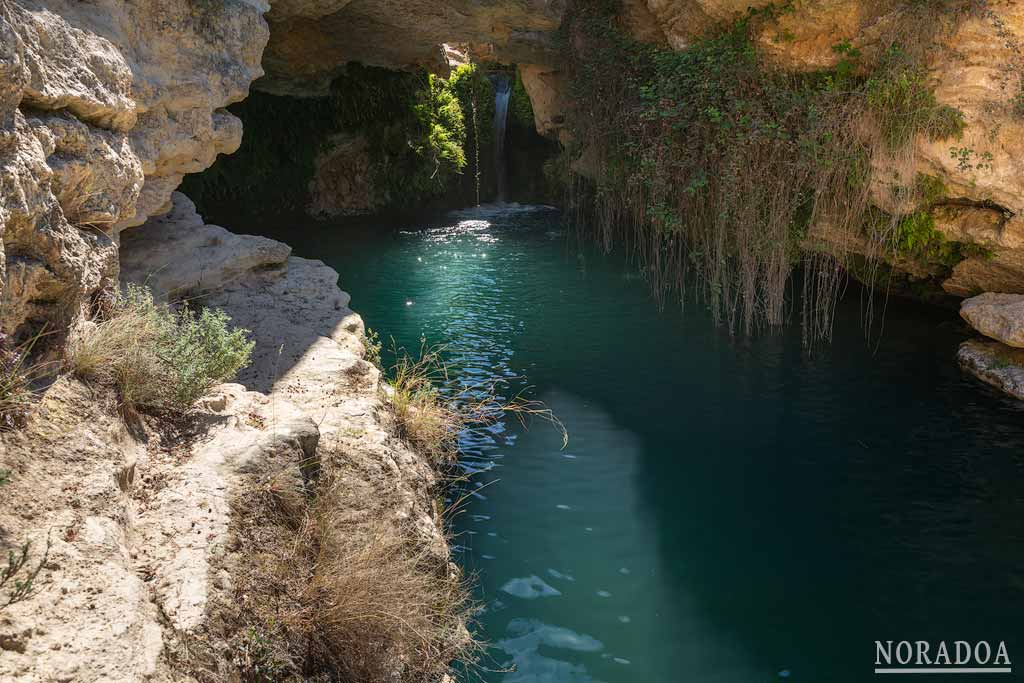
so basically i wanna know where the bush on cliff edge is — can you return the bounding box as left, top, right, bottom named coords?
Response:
left=68, top=284, right=253, bottom=414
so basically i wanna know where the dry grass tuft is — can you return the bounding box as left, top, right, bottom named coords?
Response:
left=192, top=339, right=565, bottom=682
left=203, top=458, right=479, bottom=682
left=301, top=492, right=477, bottom=682
left=0, top=331, right=55, bottom=431
left=387, top=341, right=567, bottom=464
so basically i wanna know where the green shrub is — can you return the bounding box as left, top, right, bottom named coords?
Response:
left=412, top=74, right=467, bottom=183
left=915, top=173, right=946, bottom=205
left=885, top=209, right=991, bottom=267
left=70, top=284, right=254, bottom=414
left=890, top=211, right=949, bottom=261
left=162, top=305, right=254, bottom=409
left=865, top=53, right=965, bottom=149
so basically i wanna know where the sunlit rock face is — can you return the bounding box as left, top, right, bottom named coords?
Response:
left=518, top=64, right=571, bottom=145
left=0, top=0, right=267, bottom=341
left=961, top=292, right=1024, bottom=348
left=258, top=0, right=567, bottom=96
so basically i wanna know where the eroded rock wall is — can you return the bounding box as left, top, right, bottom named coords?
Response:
left=0, top=0, right=267, bottom=343
left=259, top=0, right=567, bottom=95
left=529, top=1, right=1024, bottom=299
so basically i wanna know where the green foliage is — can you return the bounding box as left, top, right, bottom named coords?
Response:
left=162, top=305, right=254, bottom=410
left=566, top=3, right=868, bottom=333
left=449, top=63, right=496, bottom=201
left=562, top=0, right=979, bottom=338
left=0, top=469, right=9, bottom=487
left=865, top=48, right=965, bottom=149
left=1013, top=80, right=1024, bottom=118
left=418, top=75, right=467, bottom=173
left=232, top=626, right=288, bottom=683
left=70, top=284, right=254, bottom=414
left=949, top=145, right=994, bottom=172
left=915, top=173, right=946, bottom=205
left=360, top=327, right=382, bottom=369
left=958, top=241, right=996, bottom=261
left=449, top=64, right=495, bottom=144
left=510, top=69, right=536, bottom=130
left=1, top=536, right=49, bottom=611
left=886, top=209, right=992, bottom=267
left=183, top=64, right=469, bottom=216
left=890, top=211, right=948, bottom=261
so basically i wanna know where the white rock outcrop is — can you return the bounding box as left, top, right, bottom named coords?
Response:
left=0, top=373, right=318, bottom=683
left=0, top=0, right=267, bottom=342
left=1, top=193, right=452, bottom=679
left=960, top=292, right=1024, bottom=348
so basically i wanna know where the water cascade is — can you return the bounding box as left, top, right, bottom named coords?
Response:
left=489, top=72, right=511, bottom=203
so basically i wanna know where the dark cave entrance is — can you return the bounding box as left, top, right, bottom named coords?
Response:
left=181, top=62, right=560, bottom=228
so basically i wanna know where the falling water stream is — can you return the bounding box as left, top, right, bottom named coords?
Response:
left=489, top=73, right=512, bottom=203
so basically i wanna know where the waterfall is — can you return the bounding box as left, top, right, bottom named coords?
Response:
left=489, top=73, right=511, bottom=203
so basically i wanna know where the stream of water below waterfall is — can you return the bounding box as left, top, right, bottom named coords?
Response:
left=263, top=204, right=1024, bottom=683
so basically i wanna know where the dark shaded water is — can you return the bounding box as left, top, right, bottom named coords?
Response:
left=269, top=205, right=1024, bottom=682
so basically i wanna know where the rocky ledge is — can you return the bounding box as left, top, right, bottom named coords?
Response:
left=0, top=193, right=458, bottom=681
left=958, top=338, right=1024, bottom=401
left=958, top=292, right=1024, bottom=400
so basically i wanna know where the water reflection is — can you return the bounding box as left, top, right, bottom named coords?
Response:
left=278, top=204, right=1024, bottom=683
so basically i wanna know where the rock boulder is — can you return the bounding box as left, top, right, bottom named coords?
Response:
left=960, top=292, right=1024, bottom=348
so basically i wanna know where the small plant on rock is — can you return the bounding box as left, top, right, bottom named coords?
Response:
left=231, top=626, right=289, bottom=683
left=359, top=327, right=382, bottom=369
left=865, top=53, right=966, bottom=149
left=1, top=536, right=50, bottom=611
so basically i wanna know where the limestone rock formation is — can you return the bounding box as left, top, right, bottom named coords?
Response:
left=519, top=64, right=571, bottom=144
left=119, top=193, right=290, bottom=298
left=307, top=134, right=378, bottom=216
left=957, top=292, right=1024, bottom=400
left=0, top=374, right=317, bottom=683
left=259, top=0, right=566, bottom=95
left=960, top=292, right=1024, bottom=347
left=957, top=338, right=1024, bottom=400
left=0, top=0, right=267, bottom=343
